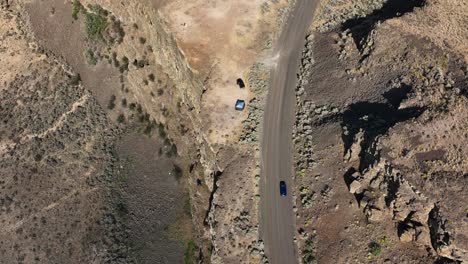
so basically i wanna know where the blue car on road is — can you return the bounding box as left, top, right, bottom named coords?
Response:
left=279, top=181, right=287, bottom=196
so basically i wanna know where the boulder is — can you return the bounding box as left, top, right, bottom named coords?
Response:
left=349, top=180, right=362, bottom=194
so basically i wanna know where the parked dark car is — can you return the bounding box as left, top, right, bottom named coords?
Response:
left=279, top=181, right=287, bottom=196
left=236, top=78, right=245, bottom=88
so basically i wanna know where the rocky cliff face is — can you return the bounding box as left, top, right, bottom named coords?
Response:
left=69, top=0, right=223, bottom=258
left=293, top=0, right=467, bottom=263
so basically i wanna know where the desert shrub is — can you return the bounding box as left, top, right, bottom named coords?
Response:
left=172, top=164, right=183, bottom=181
left=121, top=98, right=127, bottom=107
left=368, top=242, right=381, bottom=258
left=303, top=236, right=316, bottom=264
left=148, top=73, right=155, bottom=82
left=121, top=56, right=129, bottom=64
left=139, top=37, right=146, bottom=45
left=143, top=79, right=148, bottom=86
left=69, top=74, right=81, bottom=85
left=157, top=88, right=164, bottom=96
left=72, top=0, right=83, bottom=20
left=166, top=143, right=178, bottom=157
left=143, top=120, right=157, bottom=136
left=109, top=20, right=125, bottom=44
left=158, top=123, right=166, bottom=138
left=85, top=49, right=98, bottom=65
left=129, top=103, right=136, bottom=110
left=84, top=5, right=108, bottom=40
left=107, top=95, right=116, bottom=109
left=117, top=114, right=125, bottom=123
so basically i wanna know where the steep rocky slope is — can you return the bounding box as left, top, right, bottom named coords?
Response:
left=293, top=0, right=467, bottom=263
left=0, top=8, right=129, bottom=263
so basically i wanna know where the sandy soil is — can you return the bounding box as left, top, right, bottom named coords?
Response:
left=160, top=0, right=291, bottom=144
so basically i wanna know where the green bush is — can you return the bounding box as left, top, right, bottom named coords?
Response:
left=368, top=241, right=382, bottom=259
left=72, top=0, right=83, bottom=20
left=84, top=5, right=108, bottom=40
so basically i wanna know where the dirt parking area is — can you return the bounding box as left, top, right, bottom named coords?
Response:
left=160, top=0, right=291, bottom=144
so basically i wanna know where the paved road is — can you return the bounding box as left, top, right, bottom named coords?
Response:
left=260, top=1, right=318, bottom=263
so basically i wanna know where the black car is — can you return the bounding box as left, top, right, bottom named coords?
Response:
left=236, top=78, right=245, bottom=88
left=279, top=181, right=287, bottom=196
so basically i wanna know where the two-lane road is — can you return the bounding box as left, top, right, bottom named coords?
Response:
left=260, top=1, right=318, bottom=263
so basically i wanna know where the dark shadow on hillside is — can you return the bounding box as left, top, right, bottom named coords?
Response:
left=341, top=85, right=424, bottom=172
left=342, top=0, right=426, bottom=50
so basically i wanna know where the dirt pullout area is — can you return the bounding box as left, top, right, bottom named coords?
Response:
left=160, top=0, right=292, bottom=145
left=293, top=0, right=467, bottom=263
left=0, top=7, right=129, bottom=263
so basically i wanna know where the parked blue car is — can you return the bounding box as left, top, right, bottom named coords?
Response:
left=279, top=181, right=287, bottom=196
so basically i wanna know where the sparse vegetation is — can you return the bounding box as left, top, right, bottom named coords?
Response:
left=121, top=98, right=127, bottom=107
left=138, top=37, right=147, bottom=45
left=166, top=143, right=178, bottom=158
left=72, top=0, right=83, bottom=20
left=119, top=56, right=129, bottom=72
left=148, top=73, right=155, bottom=82
left=303, top=236, right=316, bottom=264
left=157, top=88, right=164, bottom=96
left=367, top=241, right=382, bottom=259
left=108, top=95, right=116, bottom=110
left=184, top=240, right=196, bottom=264
left=84, top=5, right=108, bottom=40
left=69, top=74, right=81, bottom=85
left=117, top=113, right=125, bottom=123
left=85, top=48, right=98, bottom=65
left=172, top=164, right=183, bottom=182
left=158, top=123, right=166, bottom=138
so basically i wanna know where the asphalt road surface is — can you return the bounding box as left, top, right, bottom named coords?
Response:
left=260, top=1, right=318, bottom=263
